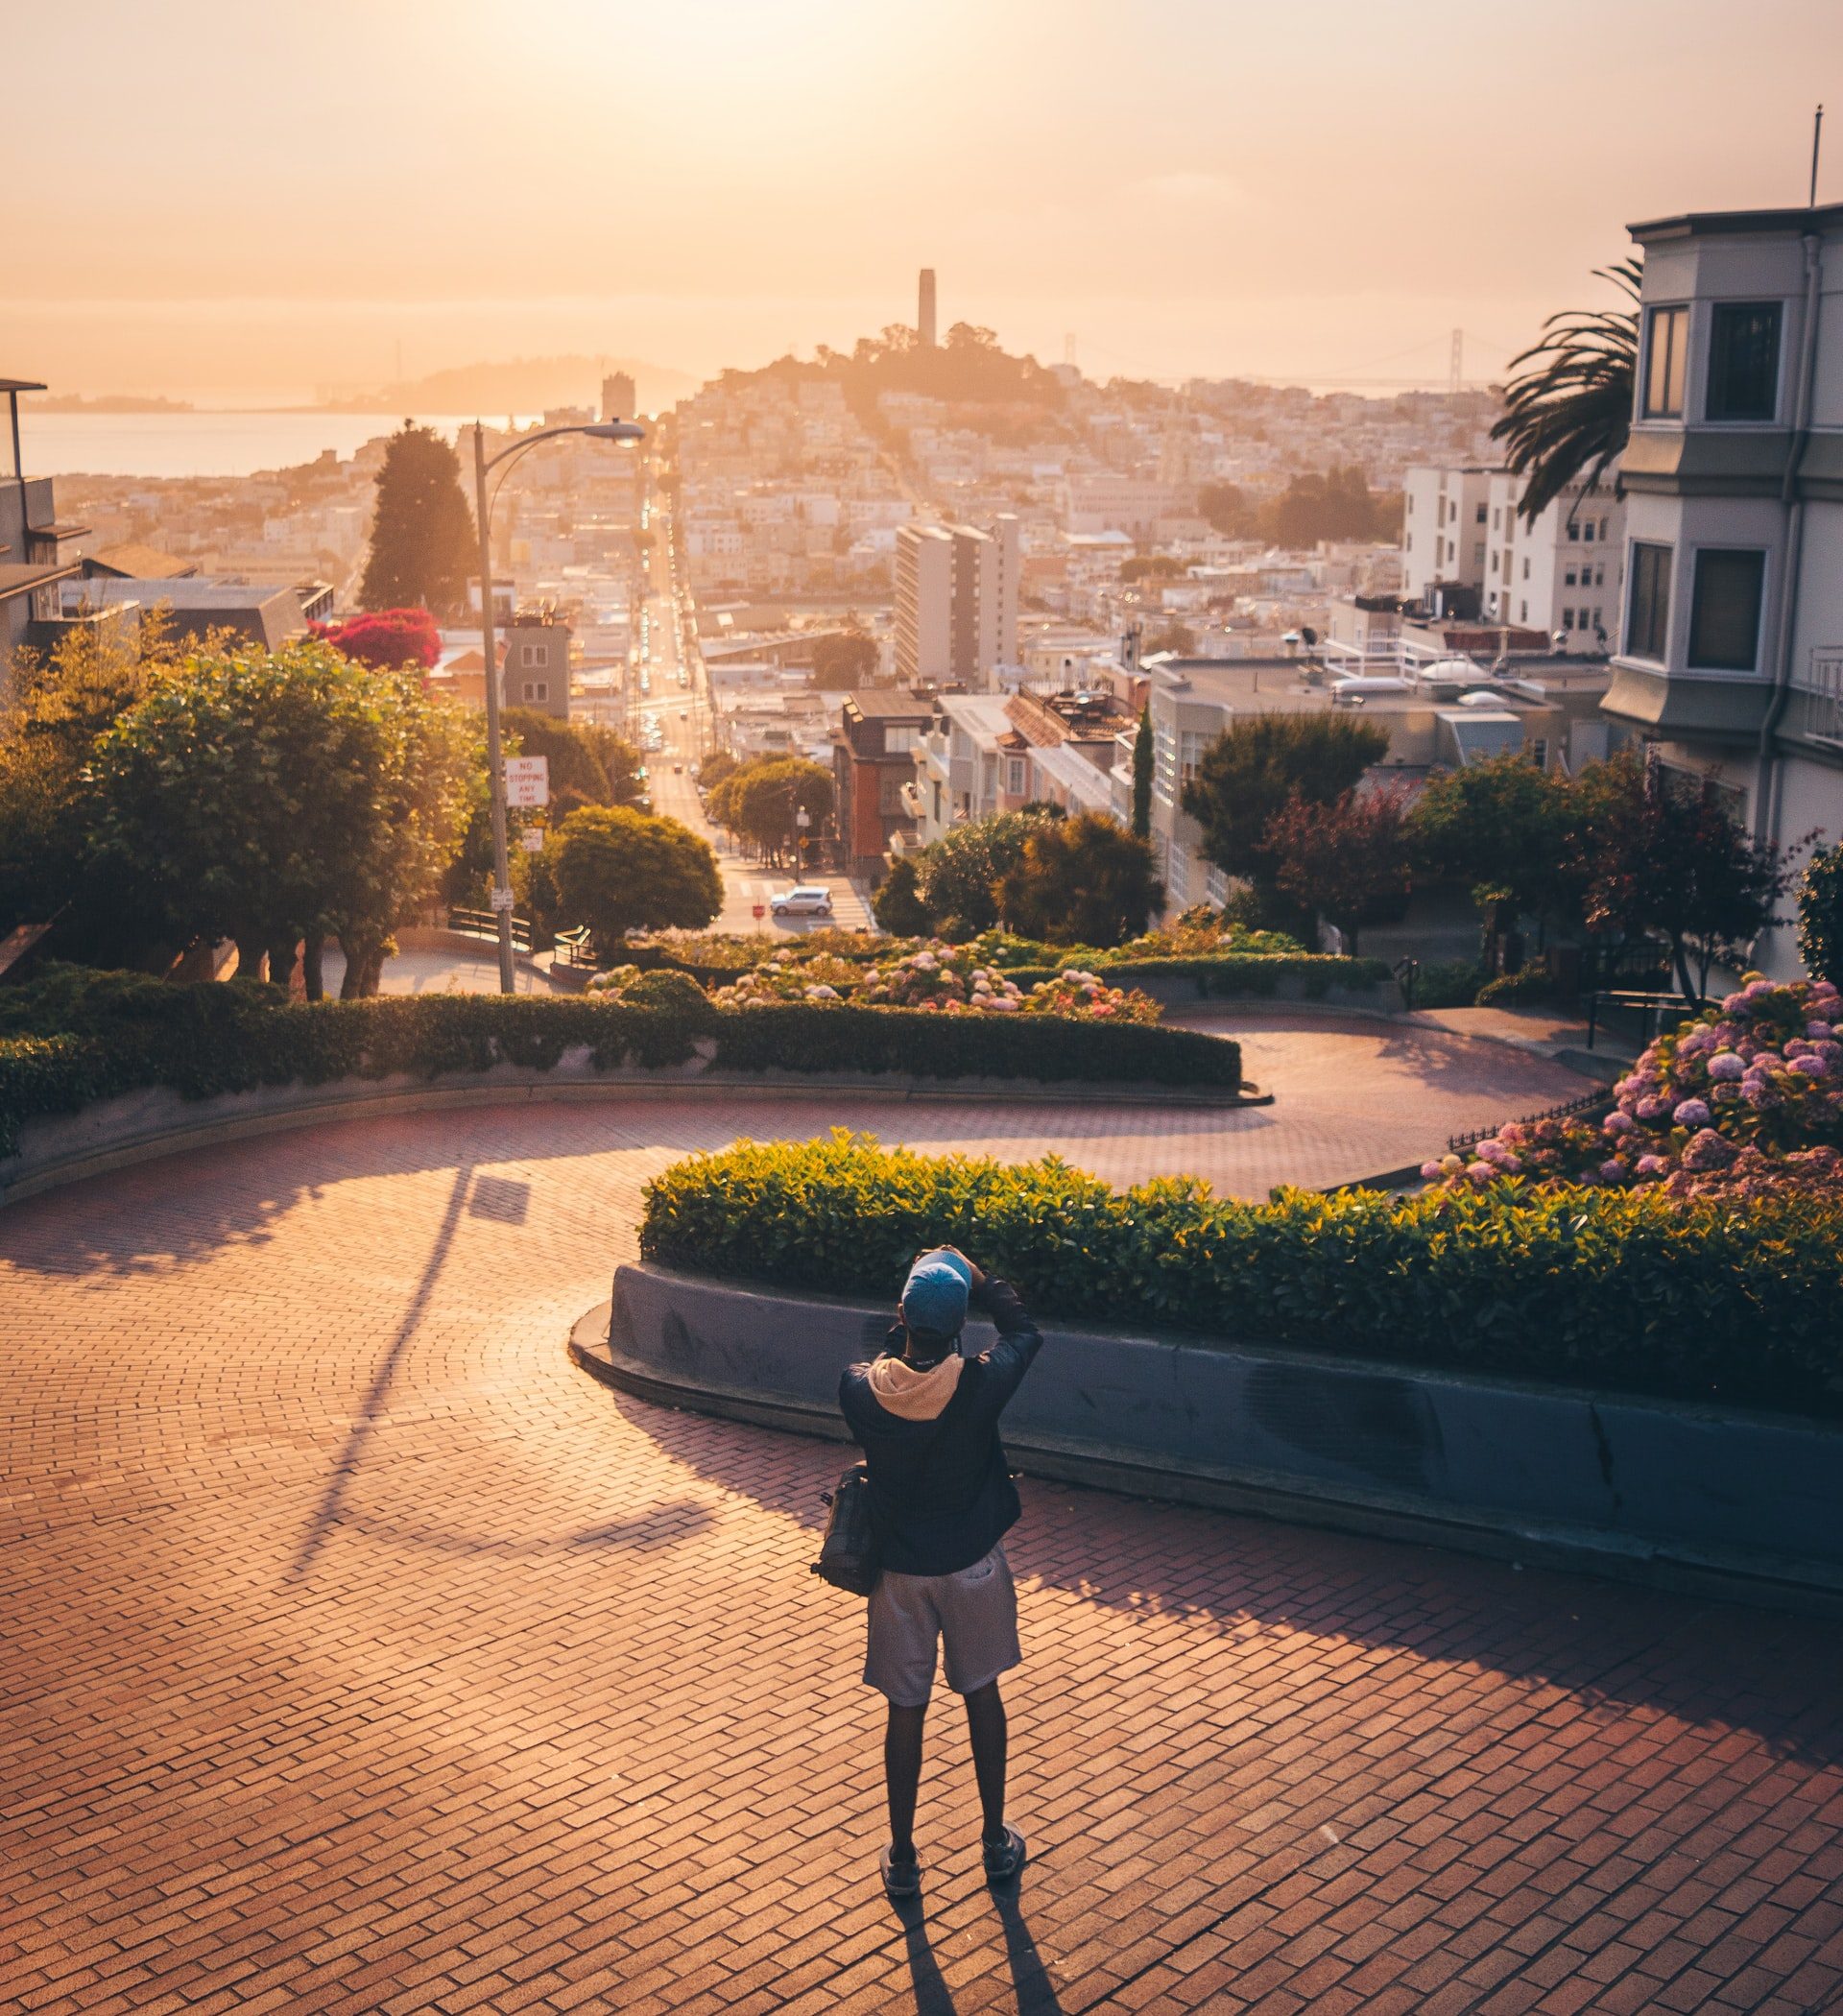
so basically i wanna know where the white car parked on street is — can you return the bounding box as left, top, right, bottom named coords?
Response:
left=769, top=885, right=834, bottom=917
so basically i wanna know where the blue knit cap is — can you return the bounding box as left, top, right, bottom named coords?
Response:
left=900, top=1247, right=973, bottom=1341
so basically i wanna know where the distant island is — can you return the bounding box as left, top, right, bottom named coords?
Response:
left=310, top=353, right=698, bottom=419
left=37, top=393, right=197, bottom=414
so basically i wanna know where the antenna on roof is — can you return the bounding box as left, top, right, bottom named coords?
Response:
left=1812, top=104, right=1825, bottom=208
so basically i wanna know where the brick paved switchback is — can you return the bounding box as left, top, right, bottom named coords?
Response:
left=3, top=1098, right=1841, bottom=2015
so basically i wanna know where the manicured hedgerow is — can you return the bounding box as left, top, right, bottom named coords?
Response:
left=640, top=1133, right=1843, bottom=1416
left=0, top=968, right=1240, bottom=1156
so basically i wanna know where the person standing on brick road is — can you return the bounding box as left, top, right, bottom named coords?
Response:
left=839, top=1244, right=1041, bottom=1901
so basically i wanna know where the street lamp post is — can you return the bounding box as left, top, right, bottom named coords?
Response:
left=472, top=418, right=645, bottom=993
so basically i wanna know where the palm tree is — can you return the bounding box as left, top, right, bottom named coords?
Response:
left=1491, top=258, right=1640, bottom=525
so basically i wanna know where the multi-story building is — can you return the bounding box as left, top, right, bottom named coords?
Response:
left=831, top=687, right=938, bottom=878
left=602, top=372, right=637, bottom=421
left=1603, top=199, right=1843, bottom=974
left=1481, top=473, right=1625, bottom=645
left=503, top=606, right=572, bottom=719
left=1, top=377, right=87, bottom=679
left=893, top=516, right=1019, bottom=687
left=1400, top=464, right=1495, bottom=603
left=901, top=693, right=1021, bottom=844
left=1132, top=649, right=1623, bottom=916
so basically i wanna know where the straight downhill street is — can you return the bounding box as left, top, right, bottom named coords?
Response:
left=630, top=487, right=873, bottom=937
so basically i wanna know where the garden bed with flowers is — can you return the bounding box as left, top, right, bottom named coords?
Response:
left=1424, top=974, right=1843, bottom=1202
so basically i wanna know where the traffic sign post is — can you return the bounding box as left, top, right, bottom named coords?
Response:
left=504, top=756, right=549, bottom=807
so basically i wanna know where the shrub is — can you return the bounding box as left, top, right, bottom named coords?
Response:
left=1424, top=972, right=1843, bottom=1203
left=0, top=970, right=1240, bottom=1155
left=1475, top=965, right=1557, bottom=1007
left=639, top=1134, right=1843, bottom=1415
left=1407, top=960, right=1484, bottom=1010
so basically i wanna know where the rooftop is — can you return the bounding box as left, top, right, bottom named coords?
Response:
left=839, top=686, right=937, bottom=719
left=1629, top=203, right=1843, bottom=244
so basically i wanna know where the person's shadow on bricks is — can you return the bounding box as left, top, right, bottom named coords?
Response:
left=992, top=1888, right=1067, bottom=2015
left=895, top=1903, right=957, bottom=2016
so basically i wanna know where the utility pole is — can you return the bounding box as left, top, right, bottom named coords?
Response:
left=473, top=423, right=517, bottom=995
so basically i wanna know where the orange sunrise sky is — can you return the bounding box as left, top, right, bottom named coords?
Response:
left=3, top=0, right=1839, bottom=402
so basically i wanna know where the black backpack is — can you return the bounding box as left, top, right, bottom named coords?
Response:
left=812, top=1462, right=880, bottom=1596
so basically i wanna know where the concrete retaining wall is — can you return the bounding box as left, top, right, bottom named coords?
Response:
left=587, top=1263, right=1843, bottom=1608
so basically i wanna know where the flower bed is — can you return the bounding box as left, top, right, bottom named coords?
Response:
left=0, top=969, right=1242, bottom=1156
left=1425, top=974, right=1843, bottom=1201
left=640, top=1133, right=1843, bottom=1416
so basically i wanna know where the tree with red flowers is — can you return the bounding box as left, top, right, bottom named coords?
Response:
left=312, top=608, right=442, bottom=672
left=1264, top=783, right=1413, bottom=955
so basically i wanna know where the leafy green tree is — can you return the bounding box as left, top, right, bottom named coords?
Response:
left=1198, top=482, right=1254, bottom=537
left=1182, top=713, right=1389, bottom=905
left=1797, top=842, right=1843, bottom=985
left=359, top=421, right=478, bottom=616
left=501, top=708, right=645, bottom=813
left=871, top=855, right=931, bottom=935
left=88, top=638, right=480, bottom=996
left=995, top=813, right=1163, bottom=948
left=1265, top=786, right=1413, bottom=956
left=916, top=808, right=1056, bottom=934
left=1131, top=707, right=1154, bottom=840
left=1491, top=259, right=1640, bottom=525
left=0, top=611, right=180, bottom=961
left=810, top=629, right=879, bottom=689
left=1145, top=621, right=1197, bottom=657
left=1571, top=754, right=1795, bottom=1003
left=1257, top=465, right=1388, bottom=546
left=552, top=805, right=721, bottom=952
left=696, top=750, right=739, bottom=792
left=1407, top=751, right=1578, bottom=932
left=708, top=756, right=835, bottom=864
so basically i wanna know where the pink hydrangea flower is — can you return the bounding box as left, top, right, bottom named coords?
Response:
left=1420, top=1161, right=1444, bottom=1182
left=1672, top=1097, right=1711, bottom=1127
left=1602, top=1111, right=1636, bottom=1136
left=1792, top=1053, right=1830, bottom=1077
left=1707, top=1052, right=1745, bottom=1081
left=1636, top=1095, right=1670, bottom=1121
left=1681, top=1127, right=1738, bottom=1171
left=1598, top=1159, right=1628, bottom=1182
left=1635, top=1155, right=1668, bottom=1177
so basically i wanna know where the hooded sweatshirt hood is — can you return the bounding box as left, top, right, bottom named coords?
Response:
left=865, top=1351, right=963, bottom=1422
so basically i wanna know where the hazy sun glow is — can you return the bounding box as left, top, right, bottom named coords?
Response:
left=3, top=0, right=1839, bottom=400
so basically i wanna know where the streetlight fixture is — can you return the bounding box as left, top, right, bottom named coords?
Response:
left=473, top=418, right=646, bottom=992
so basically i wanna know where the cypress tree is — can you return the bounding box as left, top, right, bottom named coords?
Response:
left=1131, top=706, right=1154, bottom=839
left=359, top=422, right=478, bottom=617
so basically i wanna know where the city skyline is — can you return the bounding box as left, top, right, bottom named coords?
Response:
left=4, top=0, right=1841, bottom=402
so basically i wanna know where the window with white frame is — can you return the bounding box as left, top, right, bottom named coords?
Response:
left=1687, top=549, right=1766, bottom=671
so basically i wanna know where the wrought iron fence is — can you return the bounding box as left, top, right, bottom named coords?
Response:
left=1447, top=1084, right=1610, bottom=1155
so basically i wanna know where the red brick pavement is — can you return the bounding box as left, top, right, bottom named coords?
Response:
left=3, top=1098, right=1841, bottom=2016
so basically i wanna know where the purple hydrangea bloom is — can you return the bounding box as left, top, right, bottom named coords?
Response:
left=1420, top=1161, right=1444, bottom=1182
left=1744, top=978, right=1778, bottom=999
left=1598, top=1160, right=1628, bottom=1182
left=1707, top=1052, right=1745, bottom=1082
left=1466, top=1161, right=1494, bottom=1184
left=1602, top=1111, right=1636, bottom=1136
left=1636, top=1095, right=1670, bottom=1121
left=1672, top=1098, right=1711, bottom=1128
left=1635, top=1155, right=1668, bottom=1177
left=1721, top=992, right=1752, bottom=1015
left=1676, top=1028, right=1715, bottom=1057
left=1808, top=1021, right=1835, bottom=1040
left=1792, top=1053, right=1830, bottom=1077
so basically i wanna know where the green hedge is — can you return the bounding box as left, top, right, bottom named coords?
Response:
left=640, top=1134, right=1843, bottom=1416
left=709, top=1004, right=1239, bottom=1090
left=0, top=972, right=1240, bottom=1157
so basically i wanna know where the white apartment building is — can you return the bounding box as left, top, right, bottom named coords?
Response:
left=893, top=515, right=1020, bottom=687
left=900, top=693, right=1022, bottom=844
left=1605, top=200, right=1843, bottom=975
left=1064, top=475, right=1185, bottom=538
left=1400, top=465, right=1494, bottom=600
left=1481, top=473, right=1625, bottom=645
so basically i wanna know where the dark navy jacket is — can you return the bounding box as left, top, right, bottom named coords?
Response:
left=838, top=1277, right=1042, bottom=1576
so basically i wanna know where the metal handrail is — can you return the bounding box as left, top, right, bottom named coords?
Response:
left=1585, top=989, right=1697, bottom=1052
left=448, top=906, right=533, bottom=954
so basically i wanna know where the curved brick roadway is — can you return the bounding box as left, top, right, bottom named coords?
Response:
left=4, top=1094, right=1843, bottom=2016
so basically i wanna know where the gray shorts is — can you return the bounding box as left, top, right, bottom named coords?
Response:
left=863, top=1543, right=1021, bottom=1707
